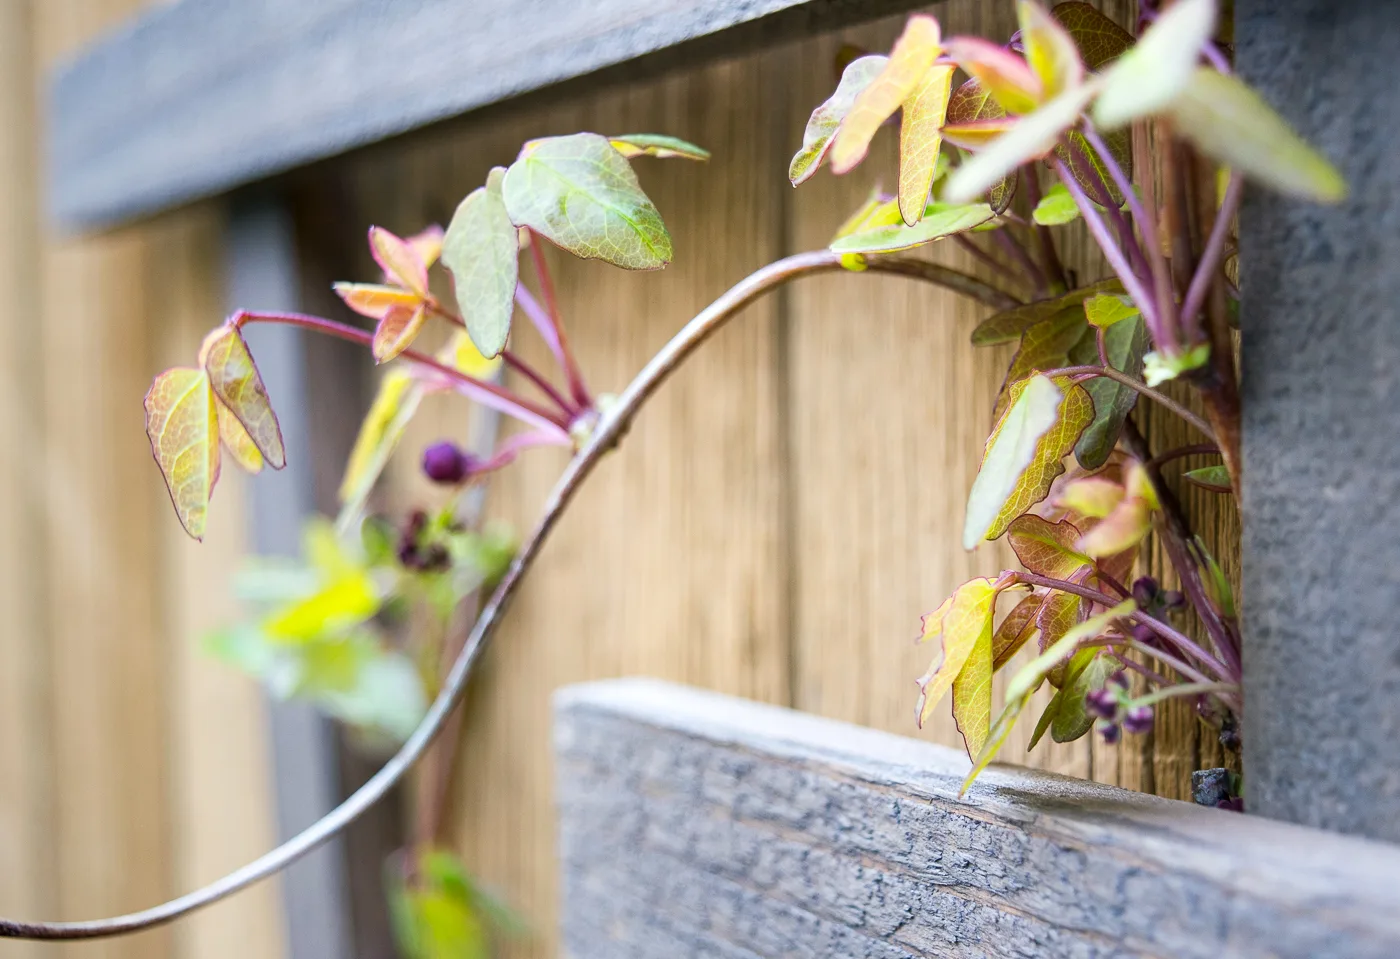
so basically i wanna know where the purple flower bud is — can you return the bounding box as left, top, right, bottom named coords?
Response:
left=1122, top=705, right=1155, bottom=735
left=1131, top=576, right=1160, bottom=607
left=1131, top=622, right=1159, bottom=646
left=1097, top=719, right=1121, bottom=744
left=1160, top=589, right=1186, bottom=610
left=1109, top=669, right=1130, bottom=690
left=422, top=441, right=476, bottom=485
left=1085, top=688, right=1119, bottom=719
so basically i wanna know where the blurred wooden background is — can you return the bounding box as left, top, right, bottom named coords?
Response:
left=0, top=0, right=1237, bottom=957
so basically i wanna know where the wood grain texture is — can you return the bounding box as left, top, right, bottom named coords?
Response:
left=557, top=678, right=1400, bottom=959
left=48, top=0, right=935, bottom=228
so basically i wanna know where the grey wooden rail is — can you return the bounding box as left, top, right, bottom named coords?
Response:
left=49, top=0, right=926, bottom=229
left=555, top=679, right=1400, bottom=959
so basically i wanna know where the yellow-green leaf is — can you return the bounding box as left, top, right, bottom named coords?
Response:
left=262, top=571, right=379, bottom=644
left=372, top=303, right=429, bottom=363
left=608, top=133, right=710, bottom=161
left=993, top=306, right=1090, bottom=417
left=1051, top=2, right=1134, bottom=71
left=943, top=36, right=1043, bottom=115
left=915, top=577, right=999, bottom=729
left=829, top=202, right=994, bottom=254
left=1092, top=0, right=1216, bottom=130
left=1184, top=464, right=1232, bottom=492
left=960, top=692, right=1029, bottom=794
left=1009, top=599, right=1136, bottom=703
left=789, top=55, right=889, bottom=185
left=1008, top=515, right=1091, bottom=580
left=952, top=624, right=993, bottom=757
left=217, top=398, right=264, bottom=474
left=830, top=190, right=904, bottom=243
left=1170, top=67, right=1346, bottom=203
left=831, top=16, right=943, bottom=174
left=963, top=373, right=1093, bottom=548
left=898, top=65, right=957, bottom=225
left=943, top=83, right=1097, bottom=204
left=200, top=324, right=286, bottom=469
left=1019, top=0, right=1083, bottom=99
left=502, top=133, right=672, bottom=270
left=1032, top=182, right=1080, bottom=225
left=971, top=278, right=1121, bottom=345
left=442, top=166, right=519, bottom=359
left=1083, top=292, right=1140, bottom=328
left=338, top=371, right=422, bottom=516
left=145, top=368, right=220, bottom=541
left=369, top=225, right=430, bottom=296
left=1057, top=475, right=1124, bottom=517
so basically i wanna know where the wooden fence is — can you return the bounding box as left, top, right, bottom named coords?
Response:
left=2, top=1, right=1245, bottom=957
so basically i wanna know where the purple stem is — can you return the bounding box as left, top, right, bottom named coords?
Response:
left=992, top=227, right=1049, bottom=296
left=513, top=285, right=568, bottom=372
left=953, top=234, right=1026, bottom=291
left=1062, top=134, right=1150, bottom=283
left=527, top=233, right=593, bottom=409
left=1180, top=172, right=1244, bottom=341
left=500, top=350, right=577, bottom=418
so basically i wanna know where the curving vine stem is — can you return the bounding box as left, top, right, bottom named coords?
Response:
left=0, top=251, right=1015, bottom=941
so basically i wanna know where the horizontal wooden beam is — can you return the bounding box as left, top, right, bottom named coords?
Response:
left=556, top=679, right=1400, bottom=959
left=49, top=0, right=923, bottom=229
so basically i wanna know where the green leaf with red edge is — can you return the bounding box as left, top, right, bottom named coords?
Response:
left=1008, top=515, right=1092, bottom=579
left=991, top=591, right=1042, bottom=669
left=1019, top=1, right=1084, bottom=99
left=971, top=278, right=1122, bottom=345
left=943, top=83, right=1096, bottom=204
left=502, top=133, right=672, bottom=270
left=608, top=134, right=710, bottom=161
left=1070, top=314, right=1148, bottom=469
left=829, top=202, right=994, bottom=254
left=952, top=622, right=994, bottom=757
left=1083, top=292, right=1140, bottom=328
left=830, top=16, right=943, bottom=175
left=915, top=576, right=1001, bottom=729
left=943, top=36, right=1042, bottom=115
left=1056, top=128, right=1132, bottom=205
left=943, top=79, right=1018, bottom=212
left=1170, top=67, right=1347, bottom=203
left=1036, top=587, right=1086, bottom=687
left=789, top=55, right=889, bottom=185
left=1051, top=2, right=1134, bottom=71
left=333, top=283, right=422, bottom=321
left=963, top=373, right=1095, bottom=549
left=994, top=307, right=1090, bottom=417
left=369, top=226, right=430, bottom=297
left=372, top=303, right=428, bottom=364
left=442, top=166, right=518, bottom=359
left=200, top=324, right=286, bottom=470
left=217, top=399, right=264, bottom=474
left=898, top=64, right=957, bottom=225
left=1092, top=0, right=1216, bottom=130
left=145, top=368, right=221, bottom=541
left=1184, top=464, right=1232, bottom=493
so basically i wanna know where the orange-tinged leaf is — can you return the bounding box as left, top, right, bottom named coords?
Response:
left=1036, top=588, right=1085, bottom=686
left=1078, top=497, right=1152, bottom=558
left=217, top=399, right=264, bottom=474
left=1051, top=2, right=1134, bottom=71
left=1019, top=1, right=1083, bottom=98
left=369, top=226, right=430, bottom=296
left=944, top=36, right=1042, bottom=114
left=952, top=629, right=993, bottom=757
left=145, top=368, right=220, bottom=541
left=941, top=119, right=1018, bottom=151
left=971, top=278, right=1121, bottom=345
left=789, top=55, right=889, bottom=185
left=943, top=83, right=1096, bottom=204
left=333, top=282, right=422, bottom=321
left=991, top=592, right=1042, bottom=669
left=372, top=303, right=428, bottom=364
left=406, top=225, right=444, bottom=270
left=1008, top=515, right=1091, bottom=579
left=1057, top=475, right=1124, bottom=517
left=831, top=15, right=943, bottom=174
left=1092, top=0, right=1216, bottom=130
left=1170, top=67, right=1347, bottom=203
left=963, top=374, right=1095, bottom=548
left=916, top=577, right=999, bottom=729
left=200, top=325, right=286, bottom=470
left=898, top=64, right=956, bottom=225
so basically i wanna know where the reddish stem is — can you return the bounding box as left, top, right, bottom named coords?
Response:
left=527, top=232, right=592, bottom=408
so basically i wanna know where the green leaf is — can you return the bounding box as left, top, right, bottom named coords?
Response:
left=1083, top=292, right=1140, bottom=328
left=1170, top=67, right=1346, bottom=203
left=1143, top=343, right=1210, bottom=386
left=943, top=79, right=1018, bottom=212
left=1051, top=2, right=1134, bottom=71
left=1032, top=182, right=1080, bottom=225
left=942, top=83, right=1096, bottom=204
left=1050, top=647, right=1120, bottom=742
left=608, top=134, right=710, bottom=161
left=1184, top=464, right=1232, bottom=492
left=963, top=374, right=1095, bottom=549
left=443, top=167, right=519, bottom=358
left=993, top=306, right=1091, bottom=417
left=971, top=278, right=1123, bottom=345
left=789, top=55, right=889, bottom=185
left=829, top=202, right=994, bottom=254
left=1055, top=128, right=1132, bottom=205
left=1019, top=0, right=1084, bottom=99
left=1072, top=315, right=1149, bottom=469
left=502, top=133, right=672, bottom=270
left=1008, top=600, right=1136, bottom=703
left=1092, top=0, right=1216, bottom=130
left=319, top=652, right=427, bottom=743
left=1197, top=537, right=1237, bottom=618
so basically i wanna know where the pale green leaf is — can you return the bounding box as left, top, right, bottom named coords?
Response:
left=1092, top=0, right=1216, bottom=130
left=1083, top=292, right=1140, bottom=328
left=1019, top=0, right=1084, bottom=99
left=1007, top=600, right=1136, bottom=703
left=443, top=167, right=519, bottom=358
left=789, top=55, right=888, bottom=185
left=829, top=202, right=994, bottom=254
left=1184, top=464, right=1232, bottom=492
left=1143, top=343, right=1210, bottom=385
left=502, top=133, right=672, bottom=270
left=608, top=134, right=710, bottom=161
left=1032, top=182, right=1081, bottom=225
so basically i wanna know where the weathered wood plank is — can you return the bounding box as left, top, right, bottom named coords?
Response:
left=49, top=0, right=930, bottom=229
left=556, top=679, right=1400, bottom=959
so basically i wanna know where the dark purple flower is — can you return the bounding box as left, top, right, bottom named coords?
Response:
left=422, top=441, right=477, bottom=484
left=1132, top=576, right=1160, bottom=607
left=1160, top=589, right=1186, bottom=610
left=1109, top=669, right=1130, bottom=690
left=1122, top=705, right=1155, bottom=735
left=1097, top=720, right=1121, bottom=744
left=1085, top=687, right=1119, bottom=719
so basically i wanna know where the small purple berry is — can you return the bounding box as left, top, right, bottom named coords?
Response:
left=1131, top=576, right=1160, bottom=607
left=1160, top=589, right=1186, bottom=610
left=1131, top=622, right=1158, bottom=646
left=1122, top=705, right=1155, bottom=735
left=1109, top=669, right=1130, bottom=689
left=422, top=441, right=475, bottom=484
left=1097, top=719, right=1121, bottom=744
left=1085, top=688, right=1119, bottom=719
